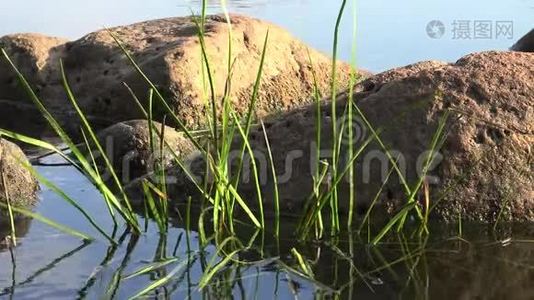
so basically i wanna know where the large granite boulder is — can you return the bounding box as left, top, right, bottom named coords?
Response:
left=0, top=15, right=361, bottom=139
left=135, top=51, right=533, bottom=222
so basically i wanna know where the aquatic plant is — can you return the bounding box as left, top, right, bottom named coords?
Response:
left=0, top=0, right=455, bottom=296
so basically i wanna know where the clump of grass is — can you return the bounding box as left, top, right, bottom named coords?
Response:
left=1, top=48, right=142, bottom=236
left=0, top=0, right=459, bottom=292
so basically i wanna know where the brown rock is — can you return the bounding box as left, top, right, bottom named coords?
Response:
left=0, top=138, right=39, bottom=216
left=91, top=120, right=195, bottom=184
left=150, top=51, right=533, bottom=222
left=0, top=33, right=68, bottom=97
left=511, top=29, right=534, bottom=52
left=0, top=15, right=361, bottom=139
left=0, top=34, right=70, bottom=137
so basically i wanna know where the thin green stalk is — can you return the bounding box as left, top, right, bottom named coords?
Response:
left=298, top=132, right=376, bottom=238
left=142, top=181, right=165, bottom=233
left=231, top=112, right=264, bottom=229
left=231, top=30, right=270, bottom=189
left=291, top=248, right=314, bottom=278
left=17, top=158, right=115, bottom=244
left=157, top=118, right=168, bottom=220
left=148, top=89, right=155, bottom=156
left=198, top=236, right=242, bottom=289
left=59, top=61, right=139, bottom=229
left=305, top=49, right=323, bottom=193
left=107, top=32, right=205, bottom=154
left=371, top=202, right=417, bottom=246
left=357, top=165, right=396, bottom=234
left=0, top=202, right=93, bottom=241
left=127, top=257, right=192, bottom=299
left=123, top=257, right=180, bottom=280
left=0, top=167, right=16, bottom=247
left=80, top=128, right=117, bottom=227
left=192, top=12, right=219, bottom=156
left=351, top=101, right=412, bottom=196
left=328, top=0, right=348, bottom=234
left=0, top=130, right=77, bottom=168
left=219, top=0, right=234, bottom=156
left=347, top=0, right=359, bottom=228
left=396, top=110, right=450, bottom=231
left=305, top=49, right=327, bottom=237
left=260, top=120, right=279, bottom=235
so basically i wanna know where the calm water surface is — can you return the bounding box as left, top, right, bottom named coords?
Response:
left=1, top=1, right=534, bottom=299
left=2, top=161, right=534, bottom=299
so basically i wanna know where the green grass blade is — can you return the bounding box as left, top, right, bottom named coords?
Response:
left=59, top=61, right=139, bottom=228
left=357, top=165, right=396, bottom=233
left=351, top=102, right=412, bottom=196
left=106, top=31, right=205, bottom=155
left=226, top=184, right=261, bottom=228
left=127, top=258, right=191, bottom=299
left=0, top=129, right=79, bottom=169
left=141, top=180, right=165, bottom=232
left=346, top=0, right=359, bottom=228
left=0, top=202, right=93, bottom=241
left=291, top=248, right=314, bottom=278
left=123, top=257, right=179, bottom=280
left=371, top=202, right=417, bottom=246
left=260, top=120, right=279, bottom=235
left=16, top=158, right=115, bottom=244
left=231, top=30, right=270, bottom=188
left=80, top=128, right=117, bottom=226
left=1, top=49, right=140, bottom=231
left=396, top=110, right=450, bottom=231
left=231, top=112, right=264, bottom=228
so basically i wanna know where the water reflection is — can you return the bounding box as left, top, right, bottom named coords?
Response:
left=3, top=194, right=534, bottom=299
left=0, top=217, right=33, bottom=253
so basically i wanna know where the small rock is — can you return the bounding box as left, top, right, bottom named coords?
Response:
left=91, top=120, right=196, bottom=184
left=0, top=139, right=39, bottom=221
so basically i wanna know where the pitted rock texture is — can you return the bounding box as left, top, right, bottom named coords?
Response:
left=139, top=51, right=533, bottom=222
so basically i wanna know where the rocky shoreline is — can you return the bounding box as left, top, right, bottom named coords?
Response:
left=0, top=15, right=532, bottom=223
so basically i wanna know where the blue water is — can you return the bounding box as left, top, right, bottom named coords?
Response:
left=0, top=0, right=532, bottom=72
